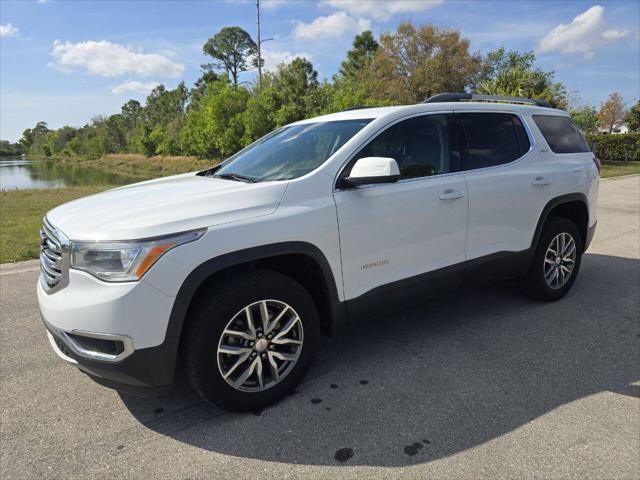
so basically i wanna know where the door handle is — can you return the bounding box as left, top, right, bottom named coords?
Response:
left=573, top=168, right=586, bottom=173
left=439, top=189, right=465, bottom=200
left=532, top=177, right=552, bottom=187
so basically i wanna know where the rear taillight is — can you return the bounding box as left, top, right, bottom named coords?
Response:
left=592, top=156, right=601, bottom=175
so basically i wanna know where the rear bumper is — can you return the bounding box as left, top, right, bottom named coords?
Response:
left=585, top=221, right=597, bottom=251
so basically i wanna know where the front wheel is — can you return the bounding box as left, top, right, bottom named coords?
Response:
left=184, top=269, right=319, bottom=411
left=520, top=217, right=583, bottom=301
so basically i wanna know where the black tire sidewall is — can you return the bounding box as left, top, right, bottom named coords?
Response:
left=185, top=270, right=319, bottom=411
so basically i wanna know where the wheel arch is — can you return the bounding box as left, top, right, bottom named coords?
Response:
left=532, top=193, right=589, bottom=252
left=161, top=242, right=345, bottom=383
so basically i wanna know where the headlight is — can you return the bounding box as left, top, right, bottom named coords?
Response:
left=71, top=229, right=205, bottom=282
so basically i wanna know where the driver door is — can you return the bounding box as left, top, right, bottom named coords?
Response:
left=333, top=113, right=468, bottom=305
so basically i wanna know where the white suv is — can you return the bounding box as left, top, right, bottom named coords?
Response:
left=38, top=94, right=600, bottom=411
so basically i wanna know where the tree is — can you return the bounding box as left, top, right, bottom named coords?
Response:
left=338, top=30, right=379, bottom=81
left=180, top=78, right=250, bottom=157
left=570, top=106, right=599, bottom=134
left=203, top=27, right=258, bottom=85
left=477, top=48, right=567, bottom=109
left=0, top=140, right=22, bottom=156
left=624, top=101, right=640, bottom=132
left=241, top=56, right=329, bottom=144
left=190, top=70, right=221, bottom=106
left=370, top=23, right=483, bottom=104
left=120, top=100, right=143, bottom=130
left=19, top=121, right=50, bottom=155
left=598, top=92, right=626, bottom=133
left=135, top=83, right=189, bottom=155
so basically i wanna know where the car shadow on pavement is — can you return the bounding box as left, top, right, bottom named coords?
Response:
left=120, top=253, right=640, bottom=466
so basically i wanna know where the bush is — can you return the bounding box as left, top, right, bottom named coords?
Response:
left=585, top=133, right=640, bottom=163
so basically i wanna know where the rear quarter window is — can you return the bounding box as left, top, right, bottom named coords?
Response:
left=532, top=115, right=590, bottom=154
left=459, top=112, right=531, bottom=170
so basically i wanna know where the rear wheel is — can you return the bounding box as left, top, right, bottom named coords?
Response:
left=520, top=217, right=583, bottom=301
left=184, top=269, right=319, bottom=411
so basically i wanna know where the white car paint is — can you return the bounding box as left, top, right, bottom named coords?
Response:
left=38, top=101, right=599, bottom=358
left=46, top=174, right=288, bottom=241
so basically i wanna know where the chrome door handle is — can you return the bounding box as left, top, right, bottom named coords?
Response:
left=439, top=189, right=465, bottom=200
left=532, top=177, right=552, bottom=187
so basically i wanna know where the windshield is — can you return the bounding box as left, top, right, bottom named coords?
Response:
left=211, top=119, right=372, bottom=182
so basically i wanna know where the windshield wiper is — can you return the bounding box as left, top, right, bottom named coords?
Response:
left=212, top=172, right=258, bottom=183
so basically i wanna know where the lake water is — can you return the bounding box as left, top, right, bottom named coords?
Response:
left=0, top=157, right=139, bottom=190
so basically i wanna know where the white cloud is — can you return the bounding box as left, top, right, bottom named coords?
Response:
left=262, top=49, right=313, bottom=71
left=51, top=40, right=185, bottom=77
left=601, top=29, right=628, bottom=42
left=293, top=12, right=370, bottom=40
left=111, top=80, right=160, bottom=95
left=0, top=23, right=19, bottom=37
left=320, top=0, right=443, bottom=21
left=537, top=5, right=629, bottom=60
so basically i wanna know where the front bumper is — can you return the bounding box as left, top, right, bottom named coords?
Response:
left=43, top=317, right=176, bottom=396
left=38, top=269, right=179, bottom=397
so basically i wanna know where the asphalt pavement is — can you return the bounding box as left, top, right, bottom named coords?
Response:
left=1, top=175, right=638, bottom=479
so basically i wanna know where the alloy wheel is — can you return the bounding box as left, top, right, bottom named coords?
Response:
left=217, top=299, right=304, bottom=392
left=543, top=232, right=577, bottom=289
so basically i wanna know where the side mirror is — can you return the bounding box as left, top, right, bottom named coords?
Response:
left=343, top=157, right=400, bottom=187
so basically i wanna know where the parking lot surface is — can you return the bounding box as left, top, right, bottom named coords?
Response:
left=1, top=175, right=638, bottom=480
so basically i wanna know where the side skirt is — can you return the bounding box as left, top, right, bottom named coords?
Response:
left=344, top=249, right=533, bottom=325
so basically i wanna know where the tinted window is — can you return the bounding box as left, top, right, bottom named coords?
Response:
left=460, top=113, right=530, bottom=170
left=533, top=115, right=590, bottom=153
left=351, top=114, right=459, bottom=180
left=214, top=119, right=371, bottom=182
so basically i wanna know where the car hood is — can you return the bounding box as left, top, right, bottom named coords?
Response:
left=47, top=172, right=288, bottom=241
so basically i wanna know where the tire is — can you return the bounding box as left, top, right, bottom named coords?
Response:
left=183, top=269, right=319, bottom=411
left=520, top=217, right=583, bottom=301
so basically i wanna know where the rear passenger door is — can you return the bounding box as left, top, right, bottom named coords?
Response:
left=459, top=112, right=556, bottom=260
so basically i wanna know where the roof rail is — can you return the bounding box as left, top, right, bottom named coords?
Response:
left=424, top=93, right=551, bottom=108
left=340, top=105, right=382, bottom=112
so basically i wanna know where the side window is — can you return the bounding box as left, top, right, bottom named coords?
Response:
left=532, top=115, right=590, bottom=153
left=350, top=114, right=460, bottom=180
left=460, top=113, right=530, bottom=170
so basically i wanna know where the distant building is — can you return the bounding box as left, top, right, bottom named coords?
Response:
left=597, top=122, right=630, bottom=134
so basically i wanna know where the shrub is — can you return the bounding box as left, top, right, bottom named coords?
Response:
left=585, top=133, right=640, bottom=163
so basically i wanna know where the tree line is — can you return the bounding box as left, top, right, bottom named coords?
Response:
left=8, top=23, right=640, bottom=160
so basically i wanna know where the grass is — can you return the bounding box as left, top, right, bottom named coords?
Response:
left=600, top=162, right=640, bottom=178
left=57, top=154, right=216, bottom=179
left=0, top=186, right=114, bottom=263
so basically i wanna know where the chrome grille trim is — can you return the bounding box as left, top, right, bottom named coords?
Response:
left=39, top=217, right=70, bottom=294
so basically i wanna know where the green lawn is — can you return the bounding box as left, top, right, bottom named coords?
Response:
left=0, top=186, right=114, bottom=263
left=600, top=163, right=640, bottom=178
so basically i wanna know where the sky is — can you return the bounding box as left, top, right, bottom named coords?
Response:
left=0, top=0, right=638, bottom=142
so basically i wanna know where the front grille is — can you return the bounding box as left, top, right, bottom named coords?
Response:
left=40, top=218, right=69, bottom=293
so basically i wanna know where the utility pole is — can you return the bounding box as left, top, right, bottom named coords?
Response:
left=256, top=0, right=262, bottom=87
left=255, top=0, right=272, bottom=89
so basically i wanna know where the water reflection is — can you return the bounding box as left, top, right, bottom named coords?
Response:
left=0, top=157, right=140, bottom=190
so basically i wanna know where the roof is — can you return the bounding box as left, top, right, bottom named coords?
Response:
left=296, top=102, right=565, bottom=124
